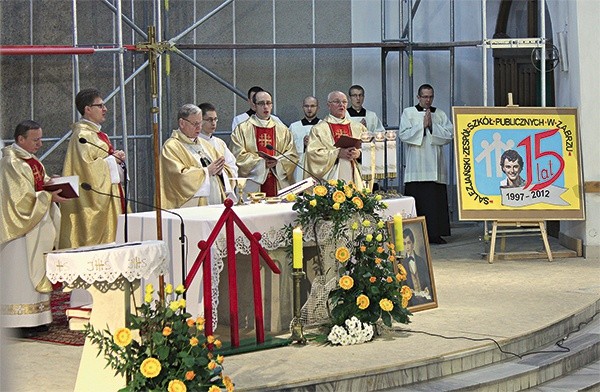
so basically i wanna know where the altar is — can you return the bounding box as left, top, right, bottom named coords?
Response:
left=116, top=197, right=416, bottom=332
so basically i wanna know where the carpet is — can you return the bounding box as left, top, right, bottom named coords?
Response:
left=27, top=291, right=86, bottom=346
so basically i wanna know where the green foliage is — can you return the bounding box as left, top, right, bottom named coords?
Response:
left=286, top=180, right=412, bottom=334
left=84, top=284, right=234, bottom=392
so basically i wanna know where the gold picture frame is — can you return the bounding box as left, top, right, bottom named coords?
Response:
left=387, top=216, right=438, bottom=312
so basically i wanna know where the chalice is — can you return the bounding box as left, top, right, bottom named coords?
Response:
left=233, top=178, right=248, bottom=205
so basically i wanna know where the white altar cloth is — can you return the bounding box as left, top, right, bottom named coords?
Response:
left=46, top=240, right=169, bottom=285
left=45, top=240, right=169, bottom=392
left=116, top=197, right=416, bottom=330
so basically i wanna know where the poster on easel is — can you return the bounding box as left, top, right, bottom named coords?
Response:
left=452, top=106, right=584, bottom=221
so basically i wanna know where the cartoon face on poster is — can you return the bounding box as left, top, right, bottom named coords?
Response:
left=452, top=107, right=584, bottom=220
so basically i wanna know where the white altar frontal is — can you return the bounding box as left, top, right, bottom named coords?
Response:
left=46, top=240, right=169, bottom=392
left=116, top=197, right=416, bottom=332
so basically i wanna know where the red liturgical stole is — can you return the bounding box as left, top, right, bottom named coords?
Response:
left=328, top=123, right=352, bottom=143
left=255, top=126, right=277, bottom=197
left=24, top=158, right=45, bottom=191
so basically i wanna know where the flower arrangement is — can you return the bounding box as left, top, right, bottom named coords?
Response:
left=293, top=180, right=412, bottom=344
left=327, top=316, right=374, bottom=346
left=85, top=283, right=234, bottom=392
left=286, top=179, right=412, bottom=345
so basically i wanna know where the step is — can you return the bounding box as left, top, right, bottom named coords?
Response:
left=383, top=316, right=600, bottom=391
left=526, top=359, right=600, bottom=391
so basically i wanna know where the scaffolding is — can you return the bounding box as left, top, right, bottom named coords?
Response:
left=0, top=0, right=550, bottom=217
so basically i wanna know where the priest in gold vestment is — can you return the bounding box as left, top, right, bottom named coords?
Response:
left=230, top=90, right=298, bottom=196
left=160, top=104, right=237, bottom=209
left=305, top=91, right=367, bottom=190
left=59, top=88, right=126, bottom=248
left=1, top=121, right=68, bottom=330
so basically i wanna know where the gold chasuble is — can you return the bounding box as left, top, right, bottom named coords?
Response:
left=0, top=144, right=60, bottom=296
left=230, top=115, right=298, bottom=196
left=305, top=114, right=366, bottom=190
left=59, top=121, right=125, bottom=248
left=160, top=130, right=236, bottom=209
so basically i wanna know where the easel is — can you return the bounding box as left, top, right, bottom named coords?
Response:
left=486, top=93, right=553, bottom=263
left=487, top=220, right=553, bottom=263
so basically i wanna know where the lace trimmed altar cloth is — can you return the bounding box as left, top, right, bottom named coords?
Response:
left=116, top=198, right=416, bottom=331
left=46, top=240, right=169, bottom=286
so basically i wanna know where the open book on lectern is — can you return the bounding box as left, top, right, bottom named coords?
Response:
left=277, top=177, right=317, bottom=197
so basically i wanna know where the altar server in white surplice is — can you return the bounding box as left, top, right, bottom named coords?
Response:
left=399, top=83, right=453, bottom=244
left=288, top=96, right=320, bottom=182
left=345, top=84, right=385, bottom=134
left=305, top=91, right=367, bottom=190
left=160, top=104, right=236, bottom=209
left=0, top=120, right=68, bottom=333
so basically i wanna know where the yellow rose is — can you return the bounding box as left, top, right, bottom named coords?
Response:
left=344, top=185, right=353, bottom=198
left=145, top=283, right=154, bottom=294
left=375, top=257, right=382, bottom=264
left=187, top=318, right=196, bottom=327
left=388, top=255, right=396, bottom=262
left=400, top=285, right=413, bottom=300
left=376, top=233, right=383, bottom=242
left=377, top=246, right=384, bottom=253
left=207, top=360, right=217, bottom=370
left=190, top=337, right=199, bottom=347
left=140, top=357, right=161, bottom=378
left=397, top=264, right=407, bottom=281
left=196, top=317, right=205, bottom=329
left=214, top=339, right=223, bottom=348
left=352, top=196, right=364, bottom=209
left=339, top=275, right=354, bottom=290
left=309, top=199, right=317, bottom=207
left=185, top=370, right=196, bottom=380
left=362, top=219, right=371, bottom=227
left=379, top=298, right=394, bottom=312
left=223, top=375, right=234, bottom=391
left=113, top=327, right=132, bottom=347
left=360, top=245, right=366, bottom=252
left=168, top=379, right=187, bottom=392
left=217, top=354, right=225, bottom=364
left=335, top=246, right=350, bottom=263
left=388, top=242, right=395, bottom=250
left=175, top=284, right=186, bottom=294
left=386, top=276, right=393, bottom=283
left=178, top=299, right=186, bottom=309
left=402, top=297, right=409, bottom=308
left=332, top=190, right=346, bottom=203
left=362, top=187, right=371, bottom=194
left=375, top=194, right=382, bottom=201
left=285, top=193, right=297, bottom=202
left=208, top=386, right=221, bottom=392
left=207, top=335, right=215, bottom=344
left=382, top=202, right=388, bottom=208
left=169, top=301, right=180, bottom=311
left=144, top=293, right=153, bottom=303
left=356, top=294, right=370, bottom=310
left=314, top=185, right=328, bottom=196
left=165, top=283, right=173, bottom=294
left=377, top=220, right=385, bottom=228
left=162, top=326, right=172, bottom=336
left=366, top=234, right=373, bottom=242
left=333, top=202, right=340, bottom=210
left=351, top=222, right=359, bottom=230
left=328, top=179, right=338, bottom=186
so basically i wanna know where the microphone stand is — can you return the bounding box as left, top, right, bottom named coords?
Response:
left=79, top=137, right=128, bottom=243
left=265, top=144, right=324, bottom=185
left=81, top=183, right=187, bottom=300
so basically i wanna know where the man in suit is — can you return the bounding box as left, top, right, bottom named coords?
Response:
left=402, top=227, right=432, bottom=306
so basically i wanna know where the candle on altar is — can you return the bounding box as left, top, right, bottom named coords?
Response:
left=393, top=214, right=404, bottom=252
left=293, top=227, right=303, bottom=269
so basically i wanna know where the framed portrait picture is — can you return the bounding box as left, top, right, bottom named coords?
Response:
left=387, top=216, right=438, bottom=312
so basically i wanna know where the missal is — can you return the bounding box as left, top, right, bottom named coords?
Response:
left=334, top=135, right=362, bottom=149
left=257, top=151, right=281, bottom=161
left=43, top=175, right=79, bottom=199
